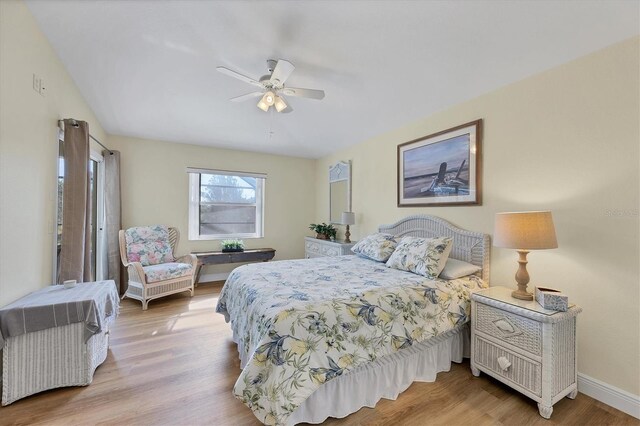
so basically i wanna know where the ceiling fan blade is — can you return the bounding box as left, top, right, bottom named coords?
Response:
left=270, top=60, right=295, bottom=85
left=229, top=91, right=264, bottom=102
left=216, top=67, right=263, bottom=88
left=281, top=87, right=325, bottom=100
left=280, top=104, right=294, bottom=114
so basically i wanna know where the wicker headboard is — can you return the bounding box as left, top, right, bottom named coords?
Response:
left=378, top=215, right=491, bottom=282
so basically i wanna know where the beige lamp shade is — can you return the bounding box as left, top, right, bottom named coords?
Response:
left=341, top=212, right=355, bottom=225
left=494, top=211, right=558, bottom=250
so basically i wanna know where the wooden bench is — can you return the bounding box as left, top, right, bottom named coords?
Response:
left=191, top=248, right=276, bottom=284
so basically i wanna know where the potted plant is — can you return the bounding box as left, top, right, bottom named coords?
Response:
left=221, top=239, right=244, bottom=253
left=309, top=223, right=337, bottom=240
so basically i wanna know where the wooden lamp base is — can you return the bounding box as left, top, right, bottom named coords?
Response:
left=512, top=288, right=534, bottom=301
left=344, top=225, right=352, bottom=243
left=511, top=250, right=533, bottom=301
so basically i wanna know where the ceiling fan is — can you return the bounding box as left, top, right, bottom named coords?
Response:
left=217, top=59, right=325, bottom=113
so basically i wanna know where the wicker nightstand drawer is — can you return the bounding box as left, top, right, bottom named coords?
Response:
left=475, top=303, right=542, bottom=356
left=474, top=335, right=542, bottom=396
left=306, top=241, right=320, bottom=254
left=323, top=246, right=339, bottom=256
left=304, top=237, right=355, bottom=258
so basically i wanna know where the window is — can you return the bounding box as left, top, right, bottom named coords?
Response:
left=188, top=168, right=266, bottom=240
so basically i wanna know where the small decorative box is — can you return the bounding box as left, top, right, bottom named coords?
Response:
left=535, top=287, right=568, bottom=312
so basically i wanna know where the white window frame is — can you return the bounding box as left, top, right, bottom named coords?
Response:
left=90, top=150, right=107, bottom=281
left=187, top=168, right=266, bottom=240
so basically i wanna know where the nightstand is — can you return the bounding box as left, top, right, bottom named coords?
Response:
left=470, top=286, right=582, bottom=419
left=304, top=237, right=355, bottom=258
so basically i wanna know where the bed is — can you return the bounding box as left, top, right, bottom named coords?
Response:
left=216, top=215, right=490, bottom=425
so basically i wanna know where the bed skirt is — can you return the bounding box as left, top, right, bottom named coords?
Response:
left=231, top=324, right=470, bottom=425
left=288, top=325, right=469, bottom=424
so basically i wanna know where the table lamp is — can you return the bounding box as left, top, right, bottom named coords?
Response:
left=341, top=212, right=355, bottom=243
left=494, top=211, right=558, bottom=300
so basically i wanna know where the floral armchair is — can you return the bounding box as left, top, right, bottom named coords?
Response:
left=119, top=225, right=197, bottom=310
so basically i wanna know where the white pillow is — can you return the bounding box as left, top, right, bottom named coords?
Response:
left=439, top=258, right=482, bottom=280
left=385, top=236, right=453, bottom=278
left=351, top=233, right=397, bottom=262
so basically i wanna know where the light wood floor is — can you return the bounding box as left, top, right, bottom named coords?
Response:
left=1, top=284, right=637, bottom=426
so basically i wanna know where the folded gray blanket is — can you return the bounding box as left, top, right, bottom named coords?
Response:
left=0, top=280, right=119, bottom=349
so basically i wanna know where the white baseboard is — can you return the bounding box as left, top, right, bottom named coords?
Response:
left=198, top=272, right=230, bottom=283
left=578, top=373, right=640, bottom=419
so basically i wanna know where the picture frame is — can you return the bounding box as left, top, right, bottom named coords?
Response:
left=397, top=119, right=482, bottom=207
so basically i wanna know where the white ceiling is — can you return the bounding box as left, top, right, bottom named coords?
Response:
left=27, top=0, right=639, bottom=159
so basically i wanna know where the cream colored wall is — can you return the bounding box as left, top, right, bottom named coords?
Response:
left=0, top=1, right=107, bottom=306
left=316, top=37, right=640, bottom=395
left=108, top=135, right=316, bottom=277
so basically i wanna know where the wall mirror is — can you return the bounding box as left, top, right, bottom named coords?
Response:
left=329, top=161, right=351, bottom=224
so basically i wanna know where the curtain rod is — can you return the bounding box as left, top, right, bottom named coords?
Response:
left=89, top=134, right=114, bottom=155
left=59, top=119, right=114, bottom=155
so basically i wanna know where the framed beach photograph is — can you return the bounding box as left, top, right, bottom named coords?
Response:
left=397, top=120, right=482, bottom=207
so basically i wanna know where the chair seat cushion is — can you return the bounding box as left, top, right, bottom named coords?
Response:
left=143, top=263, right=193, bottom=283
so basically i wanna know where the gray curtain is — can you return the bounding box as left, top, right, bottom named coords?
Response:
left=58, top=119, right=91, bottom=283
left=103, top=150, right=123, bottom=293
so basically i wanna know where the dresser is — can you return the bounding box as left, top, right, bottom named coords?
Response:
left=470, top=286, right=582, bottom=419
left=304, top=237, right=355, bottom=258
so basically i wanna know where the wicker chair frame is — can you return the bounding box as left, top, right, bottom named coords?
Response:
left=118, top=227, right=197, bottom=310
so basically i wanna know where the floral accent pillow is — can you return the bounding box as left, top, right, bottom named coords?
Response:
left=351, top=233, right=398, bottom=262
left=125, top=225, right=175, bottom=266
left=385, top=236, right=453, bottom=278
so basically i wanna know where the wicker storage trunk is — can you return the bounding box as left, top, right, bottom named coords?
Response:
left=1, top=319, right=112, bottom=406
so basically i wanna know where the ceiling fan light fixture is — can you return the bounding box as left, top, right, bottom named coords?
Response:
left=219, top=59, right=324, bottom=113
left=256, top=98, right=269, bottom=112
left=274, top=95, right=287, bottom=112
left=263, top=91, right=275, bottom=106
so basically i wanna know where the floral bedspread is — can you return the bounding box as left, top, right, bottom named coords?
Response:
left=216, top=255, right=486, bottom=425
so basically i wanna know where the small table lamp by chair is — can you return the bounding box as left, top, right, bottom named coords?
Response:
left=494, top=211, right=558, bottom=300
left=341, top=212, right=355, bottom=243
